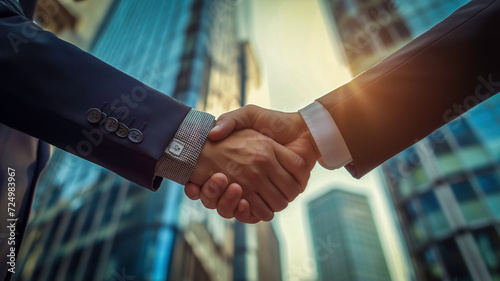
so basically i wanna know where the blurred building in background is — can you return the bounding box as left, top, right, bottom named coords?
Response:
left=14, top=0, right=281, bottom=281
left=308, top=189, right=392, bottom=281
left=257, top=222, right=283, bottom=281
left=321, top=0, right=474, bottom=76
left=322, top=0, right=500, bottom=280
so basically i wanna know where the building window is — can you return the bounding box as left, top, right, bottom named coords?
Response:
left=469, top=110, right=500, bottom=140
left=404, top=200, right=427, bottom=245
left=450, top=180, right=489, bottom=222
left=476, top=172, right=500, bottom=217
left=448, top=119, right=490, bottom=169
left=417, top=248, right=445, bottom=281
left=383, top=159, right=415, bottom=199
left=420, top=191, right=449, bottom=236
left=436, top=238, right=472, bottom=281
left=398, top=178, right=413, bottom=199
left=431, top=131, right=462, bottom=175
left=469, top=105, right=500, bottom=161
left=449, top=119, right=479, bottom=147
left=401, top=148, right=430, bottom=189
left=472, top=226, right=500, bottom=280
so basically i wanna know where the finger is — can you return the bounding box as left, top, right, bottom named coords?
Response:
left=273, top=142, right=310, bottom=194
left=235, top=199, right=261, bottom=224
left=209, top=117, right=236, bottom=141
left=265, top=142, right=303, bottom=202
left=200, top=173, right=229, bottom=209
left=258, top=178, right=289, bottom=212
left=246, top=192, right=274, bottom=221
left=217, top=183, right=243, bottom=219
left=184, top=182, right=201, bottom=200
left=209, top=105, right=260, bottom=141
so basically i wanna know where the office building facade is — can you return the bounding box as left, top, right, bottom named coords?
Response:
left=321, top=0, right=500, bottom=280
left=308, top=189, right=392, bottom=281
left=321, top=0, right=471, bottom=76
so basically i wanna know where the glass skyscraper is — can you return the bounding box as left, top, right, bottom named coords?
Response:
left=13, top=0, right=264, bottom=280
left=308, top=189, right=392, bottom=281
left=321, top=0, right=500, bottom=280
left=321, top=0, right=471, bottom=76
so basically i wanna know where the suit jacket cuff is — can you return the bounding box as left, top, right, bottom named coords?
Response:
left=299, top=101, right=353, bottom=169
left=154, top=109, right=215, bottom=185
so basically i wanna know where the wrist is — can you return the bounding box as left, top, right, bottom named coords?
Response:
left=190, top=141, right=214, bottom=186
left=155, top=109, right=215, bottom=185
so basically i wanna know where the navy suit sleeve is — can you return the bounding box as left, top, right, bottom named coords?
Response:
left=0, top=2, right=191, bottom=189
left=18, top=0, right=36, bottom=19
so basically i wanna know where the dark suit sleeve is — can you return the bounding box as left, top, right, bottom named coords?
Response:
left=0, top=2, right=192, bottom=189
left=18, top=0, right=36, bottom=19
left=317, top=0, right=500, bottom=178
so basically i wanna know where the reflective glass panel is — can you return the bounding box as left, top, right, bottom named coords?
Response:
left=437, top=238, right=472, bottom=281
left=476, top=173, right=500, bottom=217
left=472, top=226, right=500, bottom=281
left=450, top=180, right=489, bottom=222
left=420, top=191, right=449, bottom=236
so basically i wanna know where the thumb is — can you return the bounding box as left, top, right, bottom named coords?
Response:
left=209, top=114, right=237, bottom=141
left=209, top=105, right=260, bottom=141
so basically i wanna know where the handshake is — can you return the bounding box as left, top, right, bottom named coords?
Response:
left=185, top=105, right=322, bottom=224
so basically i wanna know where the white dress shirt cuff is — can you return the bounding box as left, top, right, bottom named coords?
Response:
left=299, top=101, right=353, bottom=170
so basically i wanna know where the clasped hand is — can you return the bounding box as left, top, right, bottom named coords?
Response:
left=186, top=105, right=321, bottom=223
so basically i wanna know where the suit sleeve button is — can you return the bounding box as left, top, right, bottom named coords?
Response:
left=116, top=124, right=129, bottom=138
left=104, top=117, right=119, bottom=132
left=86, top=108, right=103, bottom=123
left=128, top=129, right=143, bottom=143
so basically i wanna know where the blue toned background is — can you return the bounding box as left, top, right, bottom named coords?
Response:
left=13, top=0, right=500, bottom=281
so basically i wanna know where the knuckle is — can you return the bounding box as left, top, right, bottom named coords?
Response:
left=253, top=150, right=272, bottom=166
left=246, top=167, right=262, bottom=179
left=244, top=104, right=258, bottom=112
left=258, top=135, right=273, bottom=145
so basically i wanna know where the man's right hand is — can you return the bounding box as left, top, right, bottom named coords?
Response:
left=189, top=128, right=309, bottom=222
left=185, top=105, right=321, bottom=223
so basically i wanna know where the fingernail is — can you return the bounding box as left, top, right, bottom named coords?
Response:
left=211, top=124, right=219, bottom=132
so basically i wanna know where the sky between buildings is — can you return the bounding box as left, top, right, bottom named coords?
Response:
left=242, top=0, right=412, bottom=280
